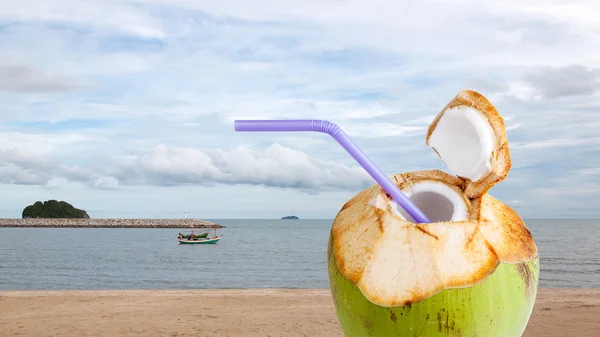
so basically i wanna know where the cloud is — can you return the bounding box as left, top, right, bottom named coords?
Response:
left=2, top=141, right=368, bottom=194
left=469, top=64, right=600, bottom=102
left=0, top=148, right=98, bottom=186
left=523, top=64, right=600, bottom=99
left=0, top=1, right=167, bottom=39
left=512, top=137, right=600, bottom=150
left=223, top=99, right=402, bottom=123
left=114, top=144, right=373, bottom=191
left=0, top=64, right=85, bottom=92
left=342, top=122, right=425, bottom=139
left=0, top=132, right=92, bottom=154
left=575, top=167, right=600, bottom=176
left=0, top=165, right=50, bottom=185
left=0, top=0, right=599, bottom=218
left=504, top=81, right=543, bottom=102
left=534, top=185, right=600, bottom=196
left=0, top=149, right=53, bottom=185
left=0, top=140, right=376, bottom=194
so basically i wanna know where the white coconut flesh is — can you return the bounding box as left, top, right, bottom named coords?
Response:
left=427, top=106, right=496, bottom=182
left=389, top=180, right=468, bottom=223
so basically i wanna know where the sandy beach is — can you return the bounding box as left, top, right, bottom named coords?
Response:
left=1, top=288, right=598, bottom=336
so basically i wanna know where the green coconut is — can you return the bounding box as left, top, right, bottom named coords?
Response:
left=327, top=90, right=539, bottom=336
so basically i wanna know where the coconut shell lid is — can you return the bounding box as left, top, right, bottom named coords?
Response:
left=425, top=90, right=511, bottom=198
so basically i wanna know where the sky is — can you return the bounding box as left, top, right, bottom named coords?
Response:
left=0, top=0, right=599, bottom=219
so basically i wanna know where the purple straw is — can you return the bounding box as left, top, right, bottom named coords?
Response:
left=234, top=119, right=431, bottom=224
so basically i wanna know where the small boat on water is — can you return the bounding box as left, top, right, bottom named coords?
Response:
left=179, top=236, right=221, bottom=244
left=178, top=228, right=221, bottom=245
left=178, top=232, right=209, bottom=239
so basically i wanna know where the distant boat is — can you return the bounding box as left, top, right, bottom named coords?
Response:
left=281, top=215, right=299, bottom=220
left=178, top=228, right=221, bottom=245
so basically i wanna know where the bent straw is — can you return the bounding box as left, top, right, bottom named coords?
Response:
left=234, top=119, right=431, bottom=224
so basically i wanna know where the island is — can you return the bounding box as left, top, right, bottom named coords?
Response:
left=281, top=215, right=299, bottom=220
left=22, top=200, right=90, bottom=219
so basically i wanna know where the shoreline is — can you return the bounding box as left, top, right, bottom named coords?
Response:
left=1, top=288, right=598, bottom=337
left=0, top=218, right=225, bottom=228
left=1, top=286, right=598, bottom=295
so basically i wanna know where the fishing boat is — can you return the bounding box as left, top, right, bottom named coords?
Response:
left=179, top=236, right=221, bottom=244
left=178, top=232, right=209, bottom=239
left=178, top=228, right=221, bottom=245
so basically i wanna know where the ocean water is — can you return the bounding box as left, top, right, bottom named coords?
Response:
left=0, top=219, right=598, bottom=290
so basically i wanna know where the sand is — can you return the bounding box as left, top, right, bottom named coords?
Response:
left=1, top=288, right=598, bottom=336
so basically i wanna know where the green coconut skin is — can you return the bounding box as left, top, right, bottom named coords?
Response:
left=327, top=236, right=540, bottom=337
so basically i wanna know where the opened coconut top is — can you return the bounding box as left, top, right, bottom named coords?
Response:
left=330, top=170, right=537, bottom=307
left=426, top=90, right=511, bottom=198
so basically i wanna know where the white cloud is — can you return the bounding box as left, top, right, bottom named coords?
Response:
left=0, top=0, right=599, bottom=218
left=0, top=65, right=85, bottom=92
left=505, top=82, right=543, bottom=102
left=271, top=136, right=327, bottom=150
left=533, top=185, right=600, bottom=196
left=0, top=164, right=50, bottom=185
left=222, top=99, right=404, bottom=123
left=484, top=0, right=600, bottom=35
left=575, top=168, right=600, bottom=176
left=523, top=65, right=600, bottom=99
left=512, top=137, right=600, bottom=150
left=0, top=1, right=166, bottom=39
left=115, top=143, right=373, bottom=191
left=342, top=122, right=425, bottom=138
left=0, top=132, right=90, bottom=154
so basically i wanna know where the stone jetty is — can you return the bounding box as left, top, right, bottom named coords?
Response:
left=0, top=218, right=224, bottom=229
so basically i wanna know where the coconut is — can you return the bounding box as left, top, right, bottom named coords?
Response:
left=328, top=90, right=539, bottom=336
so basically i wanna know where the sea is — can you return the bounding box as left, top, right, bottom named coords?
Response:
left=0, top=219, right=598, bottom=290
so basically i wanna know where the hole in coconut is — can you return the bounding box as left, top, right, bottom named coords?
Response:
left=409, top=192, right=454, bottom=222
left=390, top=181, right=468, bottom=224
left=428, top=106, right=495, bottom=182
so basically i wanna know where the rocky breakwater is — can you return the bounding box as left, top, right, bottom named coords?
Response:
left=0, top=218, right=224, bottom=229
